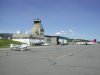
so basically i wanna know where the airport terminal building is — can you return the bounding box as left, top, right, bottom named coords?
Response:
left=44, top=35, right=68, bottom=45
left=12, top=34, right=44, bottom=46
left=11, top=19, right=69, bottom=46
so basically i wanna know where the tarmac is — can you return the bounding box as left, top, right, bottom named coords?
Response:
left=0, top=45, right=100, bottom=75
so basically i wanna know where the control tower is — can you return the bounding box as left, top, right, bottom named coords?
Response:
left=32, top=19, right=44, bottom=35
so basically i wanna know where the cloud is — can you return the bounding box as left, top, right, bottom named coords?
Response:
left=54, top=28, right=75, bottom=37
left=55, top=32, right=62, bottom=35
left=55, top=30, right=67, bottom=35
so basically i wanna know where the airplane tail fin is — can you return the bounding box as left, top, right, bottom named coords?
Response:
left=91, top=39, right=96, bottom=44
left=92, top=39, right=96, bottom=43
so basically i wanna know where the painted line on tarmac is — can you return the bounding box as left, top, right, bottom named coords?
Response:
left=56, top=53, right=74, bottom=59
left=56, top=55, right=67, bottom=59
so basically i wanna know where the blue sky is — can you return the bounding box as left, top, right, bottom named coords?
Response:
left=0, top=0, right=100, bottom=41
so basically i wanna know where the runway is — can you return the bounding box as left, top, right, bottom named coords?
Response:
left=0, top=45, right=100, bottom=75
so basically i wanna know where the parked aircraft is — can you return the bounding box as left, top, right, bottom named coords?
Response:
left=76, top=39, right=97, bottom=45
left=87, top=39, right=96, bottom=45
left=10, top=44, right=28, bottom=51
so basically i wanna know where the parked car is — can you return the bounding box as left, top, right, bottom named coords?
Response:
left=42, top=43, right=50, bottom=46
left=33, top=42, right=44, bottom=46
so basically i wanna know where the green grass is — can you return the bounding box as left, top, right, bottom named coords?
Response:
left=0, top=39, right=21, bottom=48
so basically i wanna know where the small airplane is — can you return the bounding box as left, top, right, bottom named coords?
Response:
left=87, top=39, right=96, bottom=45
left=76, top=39, right=97, bottom=45
left=10, top=44, right=28, bottom=51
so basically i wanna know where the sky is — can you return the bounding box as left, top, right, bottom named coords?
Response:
left=0, top=0, right=100, bottom=41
